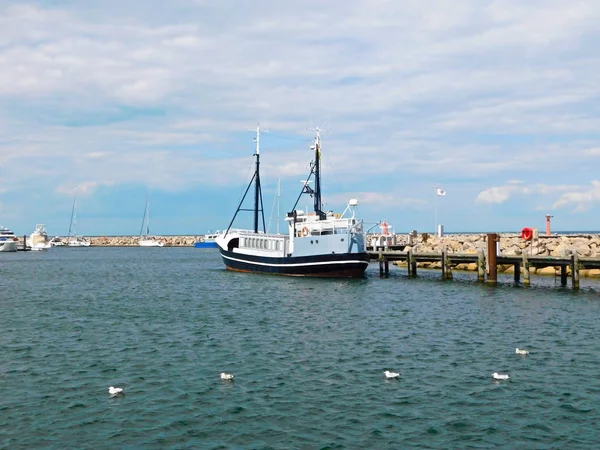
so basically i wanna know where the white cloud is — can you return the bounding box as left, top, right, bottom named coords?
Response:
left=2, top=0, right=600, bottom=232
left=552, top=180, right=600, bottom=212
left=476, top=182, right=581, bottom=205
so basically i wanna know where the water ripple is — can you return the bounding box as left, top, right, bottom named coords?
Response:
left=1, top=249, right=599, bottom=448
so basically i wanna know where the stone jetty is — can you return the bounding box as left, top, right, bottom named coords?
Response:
left=52, top=235, right=204, bottom=247
left=368, top=232, right=600, bottom=278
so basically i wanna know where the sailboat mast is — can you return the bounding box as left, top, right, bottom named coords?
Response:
left=313, top=129, right=323, bottom=218
left=253, top=124, right=261, bottom=234
left=68, top=188, right=77, bottom=238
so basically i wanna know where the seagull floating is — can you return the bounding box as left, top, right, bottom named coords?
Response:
left=492, top=373, right=510, bottom=380
left=108, top=386, right=124, bottom=396
left=515, top=348, right=530, bottom=355
left=220, top=372, right=234, bottom=381
left=384, top=370, right=400, bottom=379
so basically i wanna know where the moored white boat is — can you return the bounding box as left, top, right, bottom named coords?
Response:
left=66, top=188, right=91, bottom=247
left=29, top=224, right=52, bottom=251
left=0, top=226, right=18, bottom=252
left=216, top=126, right=369, bottom=278
left=139, top=190, right=164, bottom=247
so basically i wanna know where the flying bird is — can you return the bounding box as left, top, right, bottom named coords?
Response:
left=384, top=370, right=400, bottom=379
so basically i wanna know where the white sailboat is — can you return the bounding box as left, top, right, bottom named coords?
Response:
left=139, top=191, right=164, bottom=247
left=67, top=189, right=91, bottom=247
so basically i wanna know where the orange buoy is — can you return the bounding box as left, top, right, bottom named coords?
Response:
left=521, top=227, right=533, bottom=241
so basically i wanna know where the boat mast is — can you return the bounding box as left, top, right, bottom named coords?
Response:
left=68, top=187, right=77, bottom=239
left=253, top=124, right=261, bottom=233
left=224, top=124, right=267, bottom=236
left=313, top=128, right=324, bottom=219
left=290, top=128, right=326, bottom=220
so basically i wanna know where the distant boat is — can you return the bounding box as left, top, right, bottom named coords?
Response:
left=29, top=224, right=51, bottom=251
left=66, top=189, right=91, bottom=247
left=49, top=236, right=65, bottom=247
left=0, top=226, right=18, bottom=252
left=194, top=231, right=219, bottom=249
left=139, top=190, right=164, bottom=247
left=215, top=125, right=369, bottom=277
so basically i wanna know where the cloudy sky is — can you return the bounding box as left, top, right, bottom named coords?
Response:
left=1, top=0, right=599, bottom=236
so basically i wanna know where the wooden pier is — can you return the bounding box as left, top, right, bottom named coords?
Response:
left=369, top=233, right=600, bottom=289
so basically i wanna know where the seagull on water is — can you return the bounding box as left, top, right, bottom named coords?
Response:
left=384, top=370, right=400, bottom=379
left=220, top=372, right=234, bottom=381
left=108, top=386, right=124, bottom=396
left=492, top=373, right=510, bottom=380
left=515, top=348, right=530, bottom=355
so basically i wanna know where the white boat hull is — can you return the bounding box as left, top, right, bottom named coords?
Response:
left=0, top=241, right=18, bottom=252
left=30, top=242, right=52, bottom=251
left=67, top=240, right=91, bottom=247
left=139, top=239, right=164, bottom=247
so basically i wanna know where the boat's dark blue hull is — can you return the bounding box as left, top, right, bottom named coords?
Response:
left=219, top=248, right=369, bottom=278
left=194, top=241, right=218, bottom=249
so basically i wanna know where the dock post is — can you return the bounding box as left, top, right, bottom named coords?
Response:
left=514, top=263, right=521, bottom=283
left=23, top=234, right=27, bottom=251
left=409, top=249, right=417, bottom=277
left=406, top=249, right=412, bottom=277
left=560, top=265, right=568, bottom=286
left=378, top=247, right=384, bottom=277
left=441, top=248, right=446, bottom=279
left=444, top=248, right=453, bottom=280
left=486, top=233, right=498, bottom=285
left=571, top=253, right=580, bottom=290
left=522, top=252, right=530, bottom=286
left=477, top=249, right=485, bottom=282
left=384, top=258, right=389, bottom=276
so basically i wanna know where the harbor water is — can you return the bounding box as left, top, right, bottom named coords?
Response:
left=1, top=248, right=599, bottom=448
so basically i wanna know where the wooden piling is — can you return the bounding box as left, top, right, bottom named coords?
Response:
left=477, top=249, right=485, bottom=282
left=441, top=248, right=446, bottom=279
left=384, top=258, right=389, bottom=277
left=522, top=252, right=530, bottom=286
left=514, top=263, right=520, bottom=283
left=410, top=249, right=417, bottom=277
left=571, top=253, right=579, bottom=290
left=486, top=233, right=498, bottom=285
left=378, top=248, right=384, bottom=277
left=444, top=248, right=453, bottom=280
left=560, top=265, right=568, bottom=286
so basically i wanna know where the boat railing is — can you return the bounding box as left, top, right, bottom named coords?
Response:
left=228, top=229, right=287, bottom=239
left=296, top=218, right=364, bottom=236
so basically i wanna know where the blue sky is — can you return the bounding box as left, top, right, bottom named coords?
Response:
left=1, top=0, right=600, bottom=236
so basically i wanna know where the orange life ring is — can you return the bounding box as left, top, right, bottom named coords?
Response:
left=521, top=227, right=533, bottom=241
left=301, top=226, right=309, bottom=237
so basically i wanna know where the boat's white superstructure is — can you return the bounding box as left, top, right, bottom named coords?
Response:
left=29, top=224, right=52, bottom=251
left=216, top=126, right=369, bottom=277
left=0, top=226, right=18, bottom=252
left=139, top=190, right=164, bottom=247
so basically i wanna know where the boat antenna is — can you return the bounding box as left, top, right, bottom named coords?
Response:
left=224, top=124, right=268, bottom=236
left=290, top=127, right=326, bottom=220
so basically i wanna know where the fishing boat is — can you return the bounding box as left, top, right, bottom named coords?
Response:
left=215, top=125, right=369, bottom=278
left=29, top=224, right=52, bottom=251
left=66, top=189, right=91, bottom=247
left=139, top=190, right=164, bottom=247
left=194, top=231, right=219, bottom=249
left=0, top=226, right=18, bottom=252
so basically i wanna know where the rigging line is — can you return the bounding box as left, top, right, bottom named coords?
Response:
left=265, top=132, right=312, bottom=142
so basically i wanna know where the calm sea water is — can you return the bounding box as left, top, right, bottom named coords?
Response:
left=1, top=248, right=599, bottom=449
